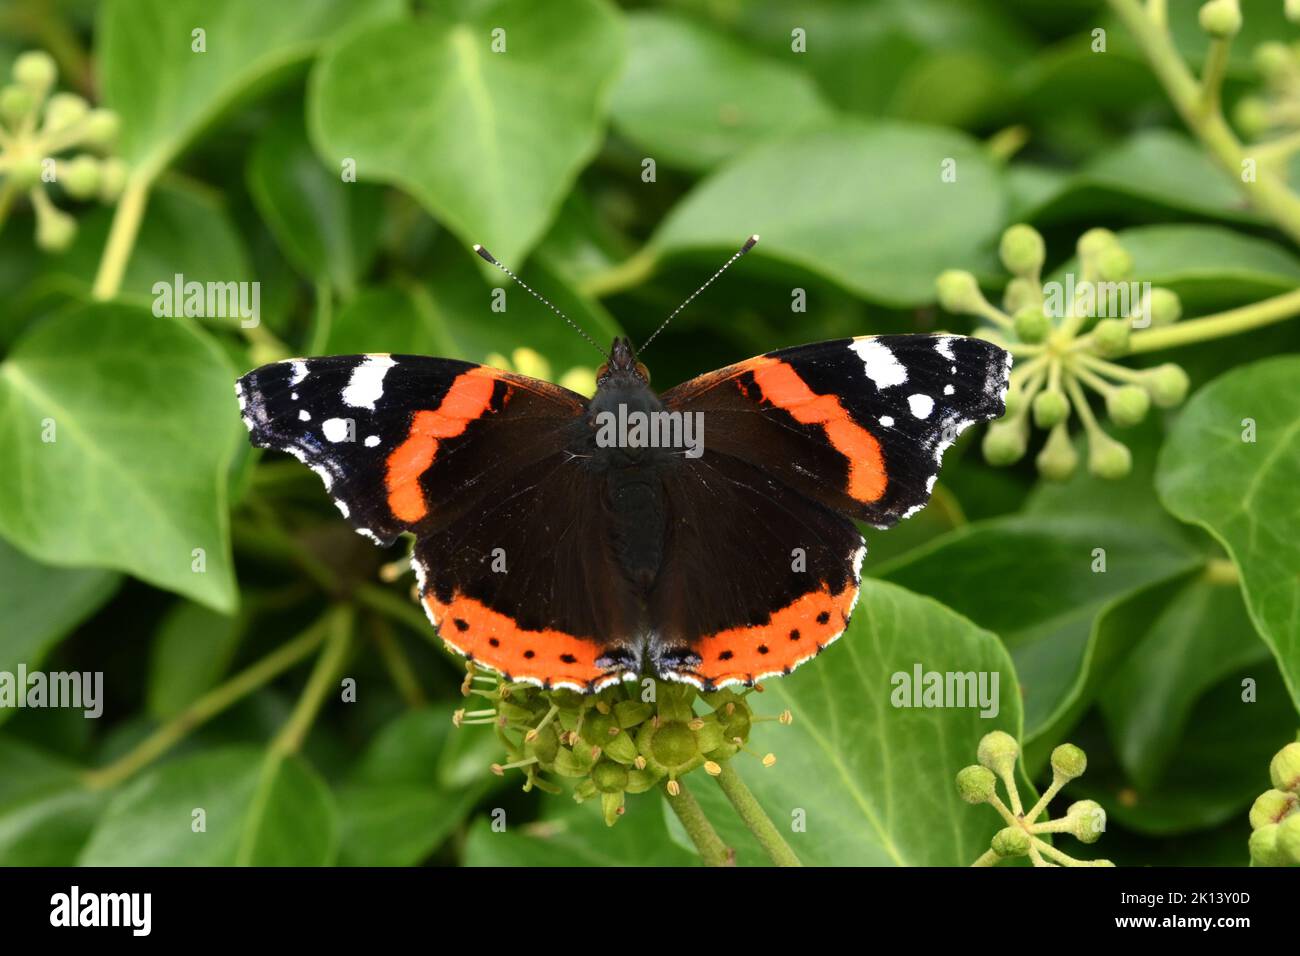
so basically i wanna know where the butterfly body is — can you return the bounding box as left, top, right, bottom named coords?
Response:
left=237, top=333, right=1010, bottom=693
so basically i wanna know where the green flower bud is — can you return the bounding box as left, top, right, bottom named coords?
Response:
left=0, top=84, right=35, bottom=125
left=43, top=92, right=88, bottom=132
left=625, top=768, right=662, bottom=794
left=1234, top=97, right=1271, bottom=138
left=35, top=201, right=77, bottom=252
left=694, top=715, right=726, bottom=754
left=977, top=730, right=1019, bottom=777
left=1077, top=227, right=1118, bottom=261
left=1013, top=306, right=1051, bottom=344
left=1088, top=429, right=1132, bottom=479
left=1249, top=823, right=1287, bottom=866
left=1106, top=384, right=1150, bottom=428
left=637, top=719, right=702, bottom=777
left=7, top=154, right=43, bottom=190
left=553, top=744, right=595, bottom=778
left=600, top=790, right=624, bottom=826
left=524, top=723, right=560, bottom=765
left=936, top=270, right=988, bottom=315
left=1033, top=389, right=1070, bottom=429
left=1051, top=743, right=1088, bottom=782
left=81, top=109, right=121, bottom=148
left=655, top=683, right=697, bottom=723
left=98, top=157, right=128, bottom=201
left=1278, top=813, right=1300, bottom=863
left=982, top=419, right=1027, bottom=467
left=1093, top=318, right=1130, bottom=357
left=1143, top=287, right=1181, bottom=327
left=1002, top=277, right=1040, bottom=315
left=13, top=51, right=57, bottom=97
left=1094, top=246, right=1134, bottom=283
left=991, top=826, right=1031, bottom=857
left=603, top=729, right=640, bottom=765
left=1036, top=423, right=1079, bottom=481
left=1144, top=363, right=1190, bottom=408
left=591, top=759, right=629, bottom=794
left=1249, top=789, right=1298, bottom=830
left=1198, top=0, right=1242, bottom=39
left=1255, top=42, right=1294, bottom=80
left=61, top=155, right=100, bottom=200
left=999, top=224, right=1045, bottom=278
left=613, top=699, right=653, bottom=729
left=956, top=764, right=998, bottom=804
left=1066, top=800, right=1106, bottom=843
left=1270, top=742, right=1300, bottom=793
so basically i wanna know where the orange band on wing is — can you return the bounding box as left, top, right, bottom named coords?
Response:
left=385, top=370, right=498, bottom=523
left=690, top=579, right=858, bottom=688
left=749, top=357, right=886, bottom=503
left=424, top=591, right=609, bottom=690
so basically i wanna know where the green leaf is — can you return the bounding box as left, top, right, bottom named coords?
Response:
left=610, top=11, right=833, bottom=173
left=98, top=0, right=404, bottom=177
left=246, top=112, right=384, bottom=298
left=1099, top=571, right=1269, bottom=789
left=79, top=746, right=338, bottom=865
left=0, top=304, right=242, bottom=611
left=876, top=516, right=1200, bottom=745
left=0, top=538, right=120, bottom=712
left=463, top=795, right=698, bottom=866
left=147, top=603, right=243, bottom=719
left=309, top=0, right=624, bottom=268
left=1157, top=355, right=1300, bottom=716
left=0, top=737, right=103, bottom=865
left=730, top=579, right=1025, bottom=866
left=336, top=706, right=492, bottom=866
left=651, top=121, right=1006, bottom=306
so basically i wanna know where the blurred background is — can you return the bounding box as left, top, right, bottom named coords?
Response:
left=0, top=0, right=1297, bottom=867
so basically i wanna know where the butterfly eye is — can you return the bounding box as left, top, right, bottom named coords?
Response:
left=635, top=362, right=651, bottom=383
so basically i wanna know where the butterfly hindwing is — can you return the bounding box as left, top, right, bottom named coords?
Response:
left=661, top=334, right=1010, bottom=528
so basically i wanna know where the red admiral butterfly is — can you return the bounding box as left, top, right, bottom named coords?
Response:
left=236, top=237, right=1011, bottom=693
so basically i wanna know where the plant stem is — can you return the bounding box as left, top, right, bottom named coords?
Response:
left=82, top=613, right=334, bottom=790
left=270, top=607, right=353, bottom=755
left=714, top=762, right=801, bottom=867
left=665, top=780, right=734, bottom=866
left=1107, top=0, right=1300, bottom=246
left=1128, top=286, right=1300, bottom=352
left=357, top=581, right=434, bottom=640
left=0, top=178, right=17, bottom=236
left=577, top=247, right=658, bottom=299
left=370, top=615, right=426, bottom=708
left=92, top=171, right=150, bottom=300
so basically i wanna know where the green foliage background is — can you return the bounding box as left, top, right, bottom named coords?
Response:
left=0, top=0, right=1297, bottom=866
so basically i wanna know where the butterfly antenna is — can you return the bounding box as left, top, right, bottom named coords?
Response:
left=473, top=244, right=610, bottom=361
left=637, top=234, right=759, bottom=355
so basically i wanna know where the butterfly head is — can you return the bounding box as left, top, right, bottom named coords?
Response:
left=597, top=336, right=650, bottom=387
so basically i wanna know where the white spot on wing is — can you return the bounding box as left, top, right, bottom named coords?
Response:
left=944, top=384, right=955, bottom=396
left=288, top=360, right=309, bottom=385
left=298, top=409, right=311, bottom=422
left=364, top=435, right=380, bottom=448
left=908, top=394, right=935, bottom=419
left=879, top=415, right=894, bottom=428
left=935, top=337, right=955, bottom=360
left=342, top=355, right=396, bottom=410
left=850, top=339, right=907, bottom=388
left=322, top=418, right=350, bottom=442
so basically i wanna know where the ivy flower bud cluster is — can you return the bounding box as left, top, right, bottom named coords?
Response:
left=958, top=732, right=1113, bottom=866
left=1248, top=741, right=1300, bottom=866
left=936, top=224, right=1189, bottom=481
left=1234, top=39, right=1300, bottom=139
left=454, top=664, right=787, bottom=826
left=0, top=50, right=125, bottom=252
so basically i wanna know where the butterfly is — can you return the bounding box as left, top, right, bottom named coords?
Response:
left=236, top=237, right=1011, bottom=694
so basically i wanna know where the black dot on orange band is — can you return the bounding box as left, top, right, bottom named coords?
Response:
left=488, top=638, right=500, bottom=647
left=719, top=650, right=734, bottom=661
left=789, top=629, right=801, bottom=641
left=453, top=618, right=469, bottom=631
left=560, top=653, right=576, bottom=664
left=524, top=649, right=535, bottom=659
left=816, top=611, right=830, bottom=625
left=758, top=645, right=769, bottom=655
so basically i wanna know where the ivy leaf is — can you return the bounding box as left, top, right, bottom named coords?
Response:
left=610, top=11, right=833, bottom=173
left=731, top=579, right=1025, bottom=866
left=246, top=113, right=384, bottom=298
left=98, top=0, right=404, bottom=178
left=310, top=0, right=624, bottom=269
left=336, top=707, right=492, bottom=866
left=0, top=737, right=104, bottom=865
left=146, top=603, right=243, bottom=719
left=0, top=304, right=242, bottom=611
left=876, top=516, right=1200, bottom=748
left=1157, top=355, right=1300, bottom=715
left=0, top=539, right=120, bottom=724
left=651, top=121, right=1006, bottom=306
left=79, top=746, right=338, bottom=865
left=463, top=796, right=698, bottom=866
